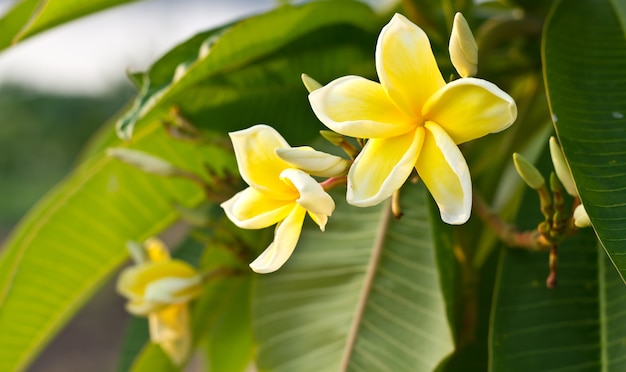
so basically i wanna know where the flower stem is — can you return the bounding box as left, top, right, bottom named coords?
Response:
left=320, top=176, right=347, bottom=191
left=472, top=192, right=549, bottom=253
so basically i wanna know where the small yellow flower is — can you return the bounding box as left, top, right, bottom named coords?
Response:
left=221, top=125, right=342, bottom=273
left=117, top=239, right=202, bottom=365
left=308, top=13, right=517, bottom=224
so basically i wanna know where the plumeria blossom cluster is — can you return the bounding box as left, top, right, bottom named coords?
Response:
left=117, top=239, right=202, bottom=365
left=220, top=13, right=517, bottom=273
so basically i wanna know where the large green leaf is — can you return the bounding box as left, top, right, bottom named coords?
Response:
left=253, top=183, right=457, bottom=371
left=490, top=145, right=626, bottom=370
left=0, top=0, right=138, bottom=50
left=543, top=0, right=626, bottom=278
left=115, top=0, right=381, bottom=140
left=490, top=232, right=607, bottom=370
left=0, top=122, right=236, bottom=372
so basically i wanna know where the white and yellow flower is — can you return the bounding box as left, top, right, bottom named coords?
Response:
left=221, top=125, right=345, bottom=273
left=308, top=13, right=517, bottom=224
left=117, top=238, right=202, bottom=365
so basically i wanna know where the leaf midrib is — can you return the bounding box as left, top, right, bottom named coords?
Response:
left=339, top=199, right=392, bottom=371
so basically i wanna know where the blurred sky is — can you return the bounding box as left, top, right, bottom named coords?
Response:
left=0, top=0, right=277, bottom=95
left=0, top=0, right=393, bottom=96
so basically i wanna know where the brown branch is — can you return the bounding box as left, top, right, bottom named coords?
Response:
left=472, top=192, right=549, bottom=252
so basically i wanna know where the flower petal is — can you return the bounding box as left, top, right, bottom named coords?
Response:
left=276, top=146, right=350, bottom=177
left=422, top=78, right=517, bottom=144
left=416, top=123, right=471, bottom=224
left=308, top=75, right=415, bottom=138
left=149, top=304, right=191, bottom=365
left=249, top=205, right=307, bottom=273
left=229, top=124, right=296, bottom=198
left=144, top=276, right=202, bottom=305
left=280, top=168, right=335, bottom=218
left=117, top=260, right=199, bottom=315
left=221, top=187, right=294, bottom=229
left=376, top=13, right=445, bottom=118
left=347, top=128, right=424, bottom=207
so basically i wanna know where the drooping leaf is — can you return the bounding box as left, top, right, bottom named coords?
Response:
left=116, top=0, right=381, bottom=140
left=543, top=0, right=626, bottom=278
left=253, top=183, right=457, bottom=371
left=0, top=122, right=236, bottom=372
left=0, top=0, right=138, bottom=50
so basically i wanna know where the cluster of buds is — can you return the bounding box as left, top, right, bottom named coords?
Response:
left=513, top=137, right=591, bottom=287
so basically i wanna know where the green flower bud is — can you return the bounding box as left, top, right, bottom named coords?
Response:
left=513, top=153, right=545, bottom=189
left=301, top=73, right=323, bottom=93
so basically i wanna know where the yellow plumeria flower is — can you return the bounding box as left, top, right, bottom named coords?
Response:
left=117, top=238, right=202, bottom=365
left=308, top=13, right=517, bottom=224
left=221, top=124, right=343, bottom=273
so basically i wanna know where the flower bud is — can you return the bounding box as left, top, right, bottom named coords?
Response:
left=301, top=73, right=323, bottom=93
left=319, top=130, right=345, bottom=146
left=549, top=137, right=578, bottom=197
left=107, top=148, right=181, bottom=177
left=449, top=12, right=478, bottom=77
left=276, top=146, right=350, bottom=177
left=513, top=153, right=545, bottom=189
left=574, top=204, right=591, bottom=228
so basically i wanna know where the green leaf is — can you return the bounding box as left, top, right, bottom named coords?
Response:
left=490, top=232, right=604, bottom=370
left=543, top=0, right=626, bottom=277
left=116, top=0, right=381, bottom=140
left=0, top=122, right=236, bottom=371
left=204, top=277, right=254, bottom=372
left=130, top=344, right=176, bottom=372
left=490, top=145, right=626, bottom=370
left=253, top=183, right=456, bottom=371
left=0, top=0, right=138, bottom=50
left=490, top=233, right=626, bottom=370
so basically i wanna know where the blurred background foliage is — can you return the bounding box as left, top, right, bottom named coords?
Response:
left=0, top=85, right=133, bottom=229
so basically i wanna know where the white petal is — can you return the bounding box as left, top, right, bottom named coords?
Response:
left=347, top=129, right=423, bottom=207
left=276, top=146, right=350, bottom=177
left=280, top=168, right=335, bottom=217
left=229, top=124, right=295, bottom=198
left=422, top=78, right=517, bottom=144
left=249, top=205, right=307, bottom=273
left=221, top=187, right=294, bottom=229
left=144, top=276, right=202, bottom=305
left=308, top=75, right=415, bottom=138
left=416, top=123, right=472, bottom=224
left=376, top=13, right=445, bottom=118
